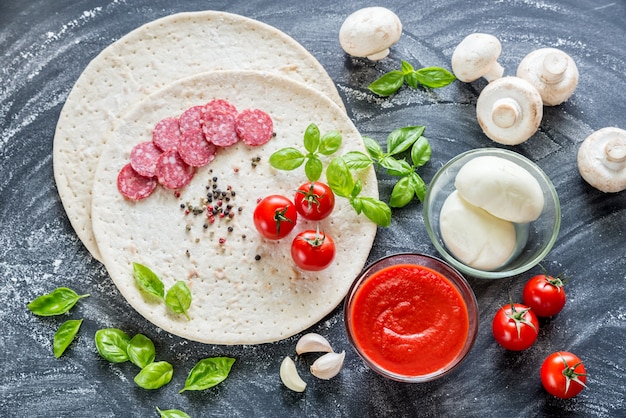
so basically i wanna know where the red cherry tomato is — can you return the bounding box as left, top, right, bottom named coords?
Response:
left=491, top=303, right=539, bottom=351
left=522, top=273, right=566, bottom=317
left=293, top=181, right=335, bottom=221
left=290, top=229, right=336, bottom=271
left=541, top=351, right=587, bottom=399
left=253, top=195, right=297, bottom=240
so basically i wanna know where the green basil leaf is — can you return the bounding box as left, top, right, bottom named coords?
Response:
left=410, top=172, right=427, bottom=202
left=127, top=333, right=156, bottom=368
left=95, top=328, right=131, bottom=363
left=53, top=319, right=83, bottom=358
left=156, top=407, right=191, bottom=418
left=326, top=157, right=355, bottom=198
left=269, top=147, right=305, bottom=171
left=381, top=156, right=413, bottom=177
left=363, top=136, right=384, bottom=161
left=404, top=72, right=420, bottom=89
left=414, top=67, right=456, bottom=88
left=303, top=123, right=321, bottom=153
left=133, top=262, right=165, bottom=300
left=179, top=357, right=236, bottom=393
left=389, top=176, right=415, bottom=208
left=27, top=287, right=90, bottom=316
left=352, top=197, right=391, bottom=227
left=367, top=70, right=405, bottom=97
left=351, top=179, right=363, bottom=198
left=387, top=126, right=425, bottom=155
left=134, top=361, right=173, bottom=390
left=410, top=136, right=432, bottom=168
left=318, top=130, right=342, bottom=156
left=400, top=60, right=415, bottom=74
left=165, top=281, right=192, bottom=320
left=342, top=151, right=373, bottom=170
left=304, top=156, right=323, bottom=181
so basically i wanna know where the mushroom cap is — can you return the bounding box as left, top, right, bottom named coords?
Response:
left=451, top=33, right=503, bottom=82
left=476, top=76, right=543, bottom=145
left=517, top=48, right=579, bottom=106
left=339, top=7, right=402, bottom=60
left=577, top=127, right=626, bottom=193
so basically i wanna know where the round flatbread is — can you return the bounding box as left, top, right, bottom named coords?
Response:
left=53, top=11, right=345, bottom=262
left=91, top=70, right=378, bottom=345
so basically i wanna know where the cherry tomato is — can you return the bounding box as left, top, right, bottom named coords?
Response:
left=253, top=195, right=297, bottom=240
left=290, top=228, right=336, bottom=271
left=491, top=302, right=539, bottom=351
left=523, top=273, right=566, bottom=317
left=293, top=181, right=335, bottom=221
left=541, top=351, right=587, bottom=399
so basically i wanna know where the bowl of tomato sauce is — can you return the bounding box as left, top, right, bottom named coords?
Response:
left=344, top=253, right=478, bottom=383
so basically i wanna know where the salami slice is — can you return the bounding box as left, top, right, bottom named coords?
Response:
left=153, top=117, right=181, bottom=152
left=178, top=128, right=218, bottom=167
left=155, top=149, right=195, bottom=190
left=129, top=141, right=162, bottom=177
left=179, top=105, right=204, bottom=134
left=117, top=163, right=157, bottom=200
left=203, top=108, right=239, bottom=147
left=204, top=99, right=237, bottom=116
left=235, top=109, right=274, bottom=146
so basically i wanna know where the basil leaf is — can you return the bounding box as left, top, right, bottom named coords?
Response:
left=342, top=151, right=373, bottom=170
left=95, top=328, right=130, bottom=363
left=165, top=281, right=192, bottom=320
left=410, top=172, right=427, bottom=202
left=53, top=319, right=83, bottom=358
left=363, top=136, right=384, bottom=160
left=411, top=136, right=432, bottom=167
left=303, top=123, right=320, bottom=153
left=156, top=408, right=191, bottom=418
left=133, top=262, right=165, bottom=300
left=134, top=361, right=173, bottom=390
left=318, top=130, right=342, bottom=156
left=27, top=287, right=90, bottom=316
left=304, top=156, right=323, bottom=182
left=381, top=156, right=412, bottom=177
left=368, top=70, right=405, bottom=97
left=389, top=176, right=415, bottom=208
left=127, top=333, right=156, bottom=368
left=352, top=197, right=392, bottom=227
left=351, top=179, right=363, bottom=198
left=179, top=357, right=235, bottom=393
left=400, top=60, right=415, bottom=74
left=326, top=157, right=355, bottom=198
left=387, top=126, right=425, bottom=155
left=404, top=71, right=420, bottom=90
left=269, top=147, right=305, bottom=171
left=414, top=67, right=456, bottom=88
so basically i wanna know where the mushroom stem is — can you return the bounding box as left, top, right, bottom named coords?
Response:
left=605, top=138, right=626, bottom=166
left=541, top=52, right=568, bottom=84
left=367, top=49, right=390, bottom=61
left=491, top=98, right=521, bottom=129
left=484, top=61, right=505, bottom=82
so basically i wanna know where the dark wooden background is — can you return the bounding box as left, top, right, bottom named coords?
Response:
left=1, top=0, right=624, bottom=416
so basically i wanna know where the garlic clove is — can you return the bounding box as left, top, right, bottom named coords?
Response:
left=279, top=356, right=307, bottom=392
left=310, top=351, right=346, bottom=380
left=295, top=333, right=334, bottom=355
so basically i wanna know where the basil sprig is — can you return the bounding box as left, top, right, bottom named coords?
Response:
left=133, top=263, right=192, bottom=319
left=156, top=408, right=191, bottom=418
left=27, top=287, right=90, bottom=316
left=53, top=319, right=83, bottom=358
left=368, top=60, right=456, bottom=97
left=180, top=357, right=236, bottom=393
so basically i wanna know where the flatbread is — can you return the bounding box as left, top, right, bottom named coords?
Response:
left=91, top=70, right=378, bottom=345
left=53, top=11, right=344, bottom=262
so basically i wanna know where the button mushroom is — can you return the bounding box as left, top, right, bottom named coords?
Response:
left=476, top=76, right=543, bottom=145
left=451, top=33, right=505, bottom=83
left=577, top=127, right=626, bottom=193
left=339, top=7, right=402, bottom=61
left=517, top=48, right=579, bottom=106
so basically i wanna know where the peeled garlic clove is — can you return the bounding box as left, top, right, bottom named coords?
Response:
left=310, top=351, right=345, bottom=380
left=279, top=356, right=307, bottom=392
left=295, top=333, right=334, bottom=355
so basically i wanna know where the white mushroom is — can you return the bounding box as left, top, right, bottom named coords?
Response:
left=451, top=33, right=505, bottom=82
left=476, top=76, right=543, bottom=145
left=517, top=48, right=579, bottom=106
left=339, top=7, right=402, bottom=61
left=577, top=127, right=626, bottom=193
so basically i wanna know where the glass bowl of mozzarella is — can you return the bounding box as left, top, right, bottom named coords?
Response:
left=423, top=148, right=560, bottom=279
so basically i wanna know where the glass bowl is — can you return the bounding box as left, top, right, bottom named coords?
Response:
left=423, top=148, right=561, bottom=279
left=344, top=253, right=478, bottom=383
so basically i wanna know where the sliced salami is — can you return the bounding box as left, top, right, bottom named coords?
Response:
left=203, top=99, right=237, bottom=116
left=179, top=105, right=204, bottom=134
left=202, top=108, right=239, bottom=147
left=178, top=128, right=218, bottom=167
left=155, top=149, right=195, bottom=190
left=235, top=109, right=274, bottom=146
left=117, top=163, right=157, bottom=200
left=129, top=141, right=162, bottom=177
left=153, top=117, right=181, bottom=152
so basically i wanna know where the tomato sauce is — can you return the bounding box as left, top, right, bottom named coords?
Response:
left=348, top=264, right=469, bottom=377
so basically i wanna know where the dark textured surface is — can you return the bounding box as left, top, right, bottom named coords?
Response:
left=1, top=1, right=625, bottom=417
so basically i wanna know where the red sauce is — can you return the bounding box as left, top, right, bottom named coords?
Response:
left=348, top=264, right=469, bottom=377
